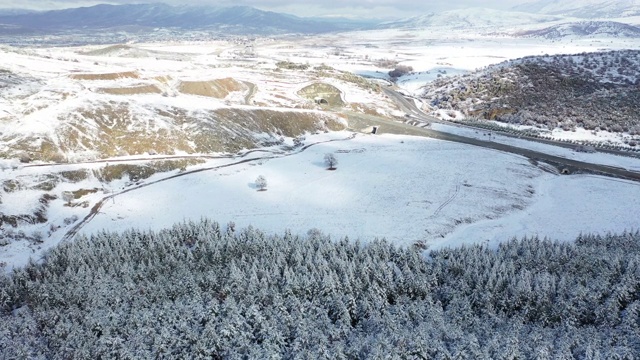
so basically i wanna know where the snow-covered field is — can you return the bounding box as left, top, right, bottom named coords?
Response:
left=4, top=131, right=638, bottom=271
left=80, top=132, right=640, bottom=251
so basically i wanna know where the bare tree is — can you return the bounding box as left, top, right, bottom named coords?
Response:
left=324, top=153, right=338, bottom=170
left=255, top=175, right=267, bottom=191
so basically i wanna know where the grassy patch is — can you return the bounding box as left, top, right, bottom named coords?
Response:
left=92, top=159, right=205, bottom=183
left=31, top=175, right=59, bottom=191
left=59, top=169, right=90, bottom=183
left=69, top=71, right=139, bottom=80
left=178, top=78, right=247, bottom=98
left=98, top=85, right=162, bottom=95
left=276, top=61, right=309, bottom=70
left=3, top=179, right=22, bottom=193
left=71, top=188, right=99, bottom=199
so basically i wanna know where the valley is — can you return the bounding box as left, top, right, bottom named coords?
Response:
left=1, top=21, right=640, bottom=271
left=1, top=1, right=640, bottom=357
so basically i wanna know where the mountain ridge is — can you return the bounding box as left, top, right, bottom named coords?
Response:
left=513, top=0, right=640, bottom=18
left=0, top=3, right=376, bottom=35
left=517, top=20, right=640, bottom=39
left=379, top=8, right=565, bottom=30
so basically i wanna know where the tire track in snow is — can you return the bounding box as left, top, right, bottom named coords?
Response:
left=431, top=184, right=460, bottom=217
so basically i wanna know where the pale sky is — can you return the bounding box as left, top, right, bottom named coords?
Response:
left=0, top=0, right=536, bottom=18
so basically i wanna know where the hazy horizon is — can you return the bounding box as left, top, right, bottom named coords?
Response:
left=0, top=0, right=536, bottom=19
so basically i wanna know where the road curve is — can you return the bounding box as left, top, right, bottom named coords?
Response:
left=384, top=86, right=640, bottom=159
left=379, top=88, right=640, bottom=182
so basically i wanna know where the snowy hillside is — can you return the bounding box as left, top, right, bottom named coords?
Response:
left=513, top=0, right=640, bottom=18
left=0, top=43, right=398, bottom=162
left=517, top=20, right=640, bottom=38
left=1, top=30, right=639, bottom=276
left=380, top=8, right=564, bottom=30
left=421, top=50, right=640, bottom=145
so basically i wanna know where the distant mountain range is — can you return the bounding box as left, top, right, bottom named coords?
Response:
left=0, top=3, right=377, bottom=35
left=513, top=0, right=640, bottom=18
left=1, top=1, right=640, bottom=39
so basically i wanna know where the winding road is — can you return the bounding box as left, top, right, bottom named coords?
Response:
left=60, top=133, right=357, bottom=242
left=374, top=88, right=640, bottom=182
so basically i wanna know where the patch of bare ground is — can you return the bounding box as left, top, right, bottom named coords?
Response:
left=98, top=85, right=162, bottom=95
left=71, top=188, right=99, bottom=199
left=69, top=71, right=139, bottom=80
left=154, top=76, right=172, bottom=84
left=178, top=78, right=247, bottom=98
left=349, top=103, right=387, bottom=117
left=92, top=159, right=205, bottom=183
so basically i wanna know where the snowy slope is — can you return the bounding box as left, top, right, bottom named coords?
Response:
left=380, top=8, right=564, bottom=30
left=513, top=0, right=640, bottom=18
left=518, top=20, right=640, bottom=38
left=0, top=43, right=396, bottom=162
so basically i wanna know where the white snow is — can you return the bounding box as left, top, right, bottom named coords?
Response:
left=436, top=175, right=640, bottom=250
left=2, top=23, right=640, bottom=272
left=36, top=132, right=632, bottom=268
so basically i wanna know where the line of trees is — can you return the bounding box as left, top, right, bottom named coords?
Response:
left=0, top=220, right=638, bottom=358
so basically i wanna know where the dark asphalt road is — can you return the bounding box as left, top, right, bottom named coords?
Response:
left=352, top=88, right=640, bottom=182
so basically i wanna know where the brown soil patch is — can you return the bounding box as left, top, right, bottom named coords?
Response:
left=98, top=85, right=162, bottom=95
left=154, top=76, right=172, bottom=84
left=178, top=78, right=247, bottom=99
left=3, top=101, right=347, bottom=161
left=70, top=71, right=139, bottom=81
left=350, top=103, right=383, bottom=116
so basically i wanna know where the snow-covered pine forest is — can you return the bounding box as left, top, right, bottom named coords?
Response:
left=1, top=219, right=638, bottom=359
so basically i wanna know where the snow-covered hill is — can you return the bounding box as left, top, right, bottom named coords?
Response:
left=421, top=50, right=640, bottom=141
left=513, top=0, right=640, bottom=18
left=517, top=20, right=640, bottom=38
left=0, top=44, right=397, bottom=162
left=380, top=8, right=564, bottom=30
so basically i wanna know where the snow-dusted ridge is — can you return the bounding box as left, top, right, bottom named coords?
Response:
left=421, top=49, right=640, bottom=147
left=513, top=0, right=640, bottom=19
left=517, top=20, right=640, bottom=39
left=380, top=8, right=565, bottom=31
